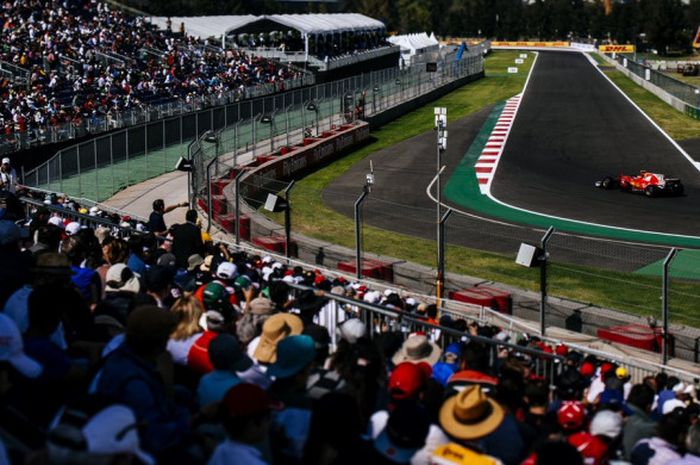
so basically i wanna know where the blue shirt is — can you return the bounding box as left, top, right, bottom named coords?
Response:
left=127, top=254, right=147, bottom=276
left=197, top=369, right=241, bottom=407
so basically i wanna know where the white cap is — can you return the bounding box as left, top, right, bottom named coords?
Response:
left=663, top=399, right=687, bottom=415
left=589, top=410, right=623, bottom=438
left=47, top=216, right=65, bottom=229
left=261, top=255, right=273, bottom=264
left=89, top=206, right=100, bottom=215
left=363, top=290, right=382, bottom=304
left=64, top=222, right=81, bottom=236
left=82, top=405, right=155, bottom=465
left=673, top=382, right=687, bottom=394
left=216, top=262, right=237, bottom=280
left=337, top=318, right=366, bottom=344
left=0, top=313, right=43, bottom=378
left=105, top=264, right=140, bottom=294
left=1, top=158, right=9, bottom=165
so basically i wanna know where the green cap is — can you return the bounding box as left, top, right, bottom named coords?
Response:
left=203, top=281, right=227, bottom=305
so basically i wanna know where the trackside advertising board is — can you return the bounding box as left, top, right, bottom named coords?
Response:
left=492, top=41, right=569, bottom=47
left=598, top=44, right=636, bottom=53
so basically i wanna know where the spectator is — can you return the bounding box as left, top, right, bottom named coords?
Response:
left=197, top=333, right=253, bottom=407
left=631, top=409, right=689, bottom=465
left=167, top=294, right=204, bottom=365
left=92, top=306, right=190, bottom=458
left=208, top=383, right=277, bottom=465
left=267, top=334, right=316, bottom=463
left=171, top=210, right=204, bottom=268
left=432, top=385, right=505, bottom=464
left=624, top=384, right=658, bottom=460
left=0, top=158, right=17, bottom=193
left=149, top=198, right=188, bottom=235
left=669, top=423, right=700, bottom=464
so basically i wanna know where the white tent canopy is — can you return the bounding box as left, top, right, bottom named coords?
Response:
left=387, top=32, right=439, bottom=54
left=264, top=13, right=385, bottom=35
left=148, top=15, right=258, bottom=41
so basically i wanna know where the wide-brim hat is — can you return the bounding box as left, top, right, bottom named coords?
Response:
left=253, top=313, right=303, bottom=364
left=392, top=334, right=442, bottom=366
left=267, top=335, right=316, bottom=379
left=439, top=385, right=504, bottom=441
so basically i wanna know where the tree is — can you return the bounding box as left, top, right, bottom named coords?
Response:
left=642, top=0, right=689, bottom=54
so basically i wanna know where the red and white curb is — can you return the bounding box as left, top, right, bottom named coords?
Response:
left=475, top=94, right=523, bottom=194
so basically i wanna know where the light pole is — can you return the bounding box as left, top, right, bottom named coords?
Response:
left=662, top=248, right=678, bottom=364
left=202, top=130, right=220, bottom=233
left=234, top=170, right=247, bottom=244
left=539, top=226, right=555, bottom=337
left=437, top=205, right=452, bottom=308
left=260, top=111, right=276, bottom=153
left=354, top=161, right=375, bottom=280
left=306, top=101, right=319, bottom=136
left=434, top=107, right=447, bottom=302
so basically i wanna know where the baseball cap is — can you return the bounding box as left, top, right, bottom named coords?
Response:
left=337, top=318, right=366, bottom=344
left=187, top=254, right=204, bottom=272
left=216, top=262, right=237, bottom=280
left=1, top=158, right=9, bottom=165
left=47, top=216, right=65, bottom=229
left=662, top=399, right=687, bottom=415
left=615, top=367, right=629, bottom=379
left=209, top=334, right=253, bottom=372
left=0, top=313, right=43, bottom=378
left=589, top=410, right=623, bottom=439
left=156, top=253, right=176, bottom=268
left=203, top=281, right=228, bottom=307
left=64, top=222, right=81, bottom=236
left=222, top=383, right=279, bottom=418
left=105, top=264, right=140, bottom=294
left=558, top=401, right=586, bottom=431
left=82, top=405, right=155, bottom=464
left=388, top=362, right=431, bottom=400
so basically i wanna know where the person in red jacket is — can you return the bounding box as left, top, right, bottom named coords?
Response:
left=559, top=401, right=608, bottom=465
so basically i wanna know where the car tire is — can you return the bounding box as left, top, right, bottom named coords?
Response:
left=601, top=177, right=613, bottom=189
left=645, top=186, right=658, bottom=197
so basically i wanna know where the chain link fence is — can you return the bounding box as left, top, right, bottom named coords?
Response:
left=24, top=51, right=484, bottom=202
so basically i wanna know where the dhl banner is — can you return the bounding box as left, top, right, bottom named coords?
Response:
left=492, top=41, right=569, bottom=48
left=598, top=44, right=636, bottom=53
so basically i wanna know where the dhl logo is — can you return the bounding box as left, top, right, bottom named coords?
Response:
left=598, top=44, right=636, bottom=53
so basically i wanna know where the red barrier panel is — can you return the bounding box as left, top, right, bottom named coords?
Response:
left=252, top=235, right=297, bottom=257
left=449, top=287, right=512, bottom=314
left=597, top=324, right=672, bottom=354
left=337, top=259, right=393, bottom=282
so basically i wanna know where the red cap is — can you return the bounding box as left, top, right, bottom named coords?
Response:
left=222, top=383, right=279, bottom=417
left=600, top=362, right=614, bottom=375
left=555, top=344, right=569, bottom=357
left=389, top=362, right=431, bottom=400
left=558, top=401, right=586, bottom=431
left=580, top=362, right=595, bottom=377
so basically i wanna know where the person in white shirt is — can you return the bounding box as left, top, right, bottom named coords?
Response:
left=0, top=158, right=18, bottom=193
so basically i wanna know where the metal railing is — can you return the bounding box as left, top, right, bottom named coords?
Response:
left=614, top=54, right=700, bottom=111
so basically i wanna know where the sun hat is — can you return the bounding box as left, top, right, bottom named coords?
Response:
left=248, top=296, right=274, bottom=315
left=253, top=313, right=304, bottom=364
left=337, top=318, right=366, bottom=344
left=0, top=313, right=43, bottom=378
left=82, top=405, right=155, bottom=465
left=216, top=262, right=237, bottom=280
left=105, top=264, right=140, bottom=294
left=222, top=383, right=280, bottom=418
left=373, top=403, right=430, bottom=463
left=388, top=362, right=432, bottom=400
left=439, top=385, right=505, bottom=441
left=558, top=401, right=586, bottom=431
left=590, top=410, right=623, bottom=438
left=392, top=334, right=442, bottom=366
left=187, top=254, right=204, bottom=272
left=208, top=334, right=253, bottom=372
left=267, top=335, right=316, bottom=379
left=64, top=221, right=81, bottom=236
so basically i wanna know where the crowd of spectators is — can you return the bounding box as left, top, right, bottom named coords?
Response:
left=1, top=187, right=700, bottom=465
left=0, top=0, right=303, bottom=145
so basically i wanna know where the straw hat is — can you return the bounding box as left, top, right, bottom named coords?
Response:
left=439, top=385, right=505, bottom=441
left=253, top=313, right=303, bottom=364
left=392, top=334, right=442, bottom=366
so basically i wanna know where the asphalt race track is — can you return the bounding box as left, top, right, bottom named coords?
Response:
left=491, top=51, right=700, bottom=236
left=323, top=51, right=700, bottom=265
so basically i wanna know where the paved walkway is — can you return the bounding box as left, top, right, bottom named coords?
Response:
left=103, top=170, right=189, bottom=227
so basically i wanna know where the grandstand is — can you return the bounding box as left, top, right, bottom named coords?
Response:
left=0, top=0, right=312, bottom=156
left=149, top=13, right=400, bottom=80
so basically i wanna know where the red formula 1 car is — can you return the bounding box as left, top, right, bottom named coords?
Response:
left=595, top=171, right=684, bottom=197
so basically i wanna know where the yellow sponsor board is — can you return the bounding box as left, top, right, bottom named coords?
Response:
left=598, top=44, right=636, bottom=53
left=492, top=41, right=570, bottom=48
